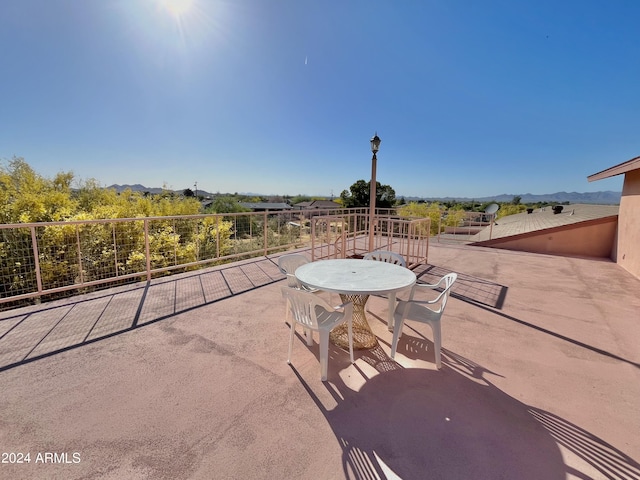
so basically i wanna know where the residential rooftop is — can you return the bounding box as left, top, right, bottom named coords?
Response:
left=1, top=242, right=639, bottom=479
left=472, top=203, right=620, bottom=242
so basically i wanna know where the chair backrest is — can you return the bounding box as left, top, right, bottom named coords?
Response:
left=281, top=286, right=333, bottom=330
left=436, top=273, right=457, bottom=313
left=410, top=272, right=457, bottom=314
left=278, top=254, right=310, bottom=288
left=363, top=250, right=406, bottom=267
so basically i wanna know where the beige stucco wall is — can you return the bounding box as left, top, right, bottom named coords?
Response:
left=617, top=169, right=640, bottom=279
left=479, top=216, right=618, bottom=258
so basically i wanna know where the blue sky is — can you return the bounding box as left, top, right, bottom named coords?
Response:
left=1, top=0, right=638, bottom=198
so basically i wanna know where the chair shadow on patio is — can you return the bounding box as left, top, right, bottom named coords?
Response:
left=290, top=344, right=640, bottom=480
left=402, top=264, right=640, bottom=369
left=413, top=264, right=508, bottom=310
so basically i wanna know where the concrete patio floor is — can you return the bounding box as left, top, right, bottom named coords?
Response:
left=1, top=243, right=639, bottom=479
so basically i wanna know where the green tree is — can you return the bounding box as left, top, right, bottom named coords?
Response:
left=0, top=158, right=235, bottom=299
left=398, top=202, right=441, bottom=236
left=208, top=196, right=251, bottom=214
left=289, top=195, right=311, bottom=205
left=0, top=157, right=78, bottom=223
left=496, top=203, right=526, bottom=218
left=340, top=180, right=396, bottom=208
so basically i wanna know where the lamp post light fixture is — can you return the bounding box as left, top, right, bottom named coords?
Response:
left=368, top=133, right=381, bottom=252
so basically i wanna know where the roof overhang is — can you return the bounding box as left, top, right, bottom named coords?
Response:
left=588, top=156, right=640, bottom=182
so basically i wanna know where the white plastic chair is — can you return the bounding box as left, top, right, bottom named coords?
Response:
left=390, top=273, right=457, bottom=369
left=363, top=250, right=406, bottom=267
left=278, top=253, right=322, bottom=333
left=363, top=251, right=407, bottom=330
left=281, top=286, right=354, bottom=381
left=278, top=254, right=316, bottom=291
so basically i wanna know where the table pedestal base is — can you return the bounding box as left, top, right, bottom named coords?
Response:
left=330, top=294, right=378, bottom=350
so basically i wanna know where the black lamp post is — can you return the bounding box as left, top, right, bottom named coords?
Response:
left=368, top=133, right=381, bottom=252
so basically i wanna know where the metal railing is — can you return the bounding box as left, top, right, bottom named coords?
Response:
left=0, top=208, right=428, bottom=304
left=435, top=210, right=497, bottom=243
left=0, top=204, right=495, bottom=308
left=310, top=212, right=430, bottom=268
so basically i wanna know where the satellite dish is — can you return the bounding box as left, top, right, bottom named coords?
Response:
left=485, top=203, right=500, bottom=215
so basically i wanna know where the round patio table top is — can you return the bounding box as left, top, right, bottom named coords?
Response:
left=295, top=258, right=416, bottom=296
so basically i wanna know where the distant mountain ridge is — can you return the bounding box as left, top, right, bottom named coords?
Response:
left=106, top=184, right=214, bottom=197
left=107, top=184, right=166, bottom=195
left=413, top=191, right=621, bottom=205
left=106, top=184, right=621, bottom=205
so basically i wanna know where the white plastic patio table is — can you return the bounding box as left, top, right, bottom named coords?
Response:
left=295, top=258, right=416, bottom=349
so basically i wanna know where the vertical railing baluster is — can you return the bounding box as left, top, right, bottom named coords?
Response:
left=144, top=219, right=151, bottom=282
left=195, top=218, right=200, bottom=261
left=30, top=226, right=43, bottom=296
left=113, top=223, right=119, bottom=277
left=216, top=216, right=220, bottom=259
left=489, top=214, right=495, bottom=240
left=173, top=219, right=178, bottom=266
left=76, top=224, right=84, bottom=284
left=263, top=211, right=268, bottom=255
left=310, top=217, right=316, bottom=261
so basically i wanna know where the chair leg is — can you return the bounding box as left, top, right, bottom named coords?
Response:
left=365, top=294, right=382, bottom=314
left=318, top=330, right=330, bottom=381
left=305, top=328, right=313, bottom=346
left=387, top=293, right=396, bottom=331
left=431, top=321, right=442, bottom=369
left=390, top=318, right=405, bottom=359
left=347, top=320, right=354, bottom=364
left=287, top=321, right=296, bottom=364
left=285, top=299, right=292, bottom=326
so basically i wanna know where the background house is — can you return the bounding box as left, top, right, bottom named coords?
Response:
left=293, top=200, right=342, bottom=210
left=588, top=155, right=640, bottom=279
left=238, top=202, right=292, bottom=212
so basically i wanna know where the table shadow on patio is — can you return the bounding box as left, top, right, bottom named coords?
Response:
left=294, top=345, right=640, bottom=480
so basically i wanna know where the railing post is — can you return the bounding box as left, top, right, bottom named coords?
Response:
left=113, top=223, right=119, bottom=277
left=216, top=216, right=220, bottom=259
left=30, top=226, right=43, bottom=298
left=76, top=224, right=84, bottom=284
left=144, top=219, right=151, bottom=282
left=310, top=217, right=316, bottom=261
left=263, top=211, right=268, bottom=255
left=195, top=219, right=200, bottom=261
left=173, top=219, right=178, bottom=266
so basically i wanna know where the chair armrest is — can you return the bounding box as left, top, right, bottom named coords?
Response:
left=406, top=298, right=441, bottom=306
left=415, top=276, right=447, bottom=290
left=285, top=273, right=317, bottom=292
left=333, top=302, right=352, bottom=311
left=411, top=276, right=449, bottom=299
